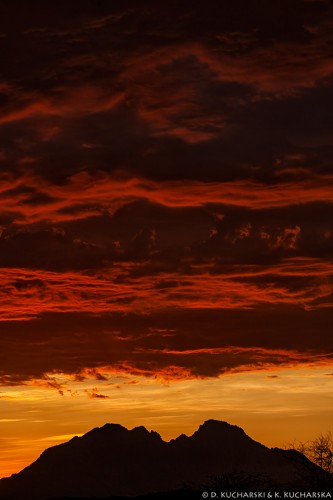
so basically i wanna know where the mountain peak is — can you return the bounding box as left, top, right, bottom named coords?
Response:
left=131, top=425, right=163, bottom=440
left=132, top=425, right=150, bottom=433
left=194, top=419, right=247, bottom=439
left=0, top=419, right=328, bottom=500
left=100, top=422, right=127, bottom=432
left=201, top=418, right=238, bottom=429
left=82, top=422, right=127, bottom=439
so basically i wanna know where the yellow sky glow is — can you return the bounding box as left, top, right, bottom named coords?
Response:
left=0, top=365, right=332, bottom=478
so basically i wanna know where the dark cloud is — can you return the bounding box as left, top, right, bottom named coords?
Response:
left=85, top=387, right=110, bottom=399
left=1, top=1, right=333, bottom=183
left=0, top=307, right=332, bottom=384
left=0, top=0, right=332, bottom=385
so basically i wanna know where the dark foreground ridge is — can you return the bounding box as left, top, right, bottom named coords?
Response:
left=0, top=420, right=331, bottom=499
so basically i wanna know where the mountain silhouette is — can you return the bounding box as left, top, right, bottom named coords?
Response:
left=0, top=420, right=330, bottom=499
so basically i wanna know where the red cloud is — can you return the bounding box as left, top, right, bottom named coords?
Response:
left=1, top=171, right=333, bottom=226
left=115, top=39, right=333, bottom=141
left=0, top=301, right=331, bottom=384
left=0, top=257, right=331, bottom=321
left=2, top=31, right=333, bottom=145
left=0, top=85, right=125, bottom=125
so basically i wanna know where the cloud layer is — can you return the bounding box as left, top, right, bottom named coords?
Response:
left=0, top=0, right=332, bottom=385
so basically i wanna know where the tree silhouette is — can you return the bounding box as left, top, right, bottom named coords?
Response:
left=308, top=432, right=333, bottom=473
left=286, top=431, right=333, bottom=474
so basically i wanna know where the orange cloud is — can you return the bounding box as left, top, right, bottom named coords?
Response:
left=84, top=388, right=110, bottom=399
left=106, top=347, right=333, bottom=381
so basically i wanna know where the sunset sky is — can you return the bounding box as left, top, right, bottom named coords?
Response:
left=0, top=0, right=333, bottom=479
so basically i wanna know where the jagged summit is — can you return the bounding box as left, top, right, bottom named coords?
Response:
left=0, top=420, right=329, bottom=500
left=84, top=419, right=245, bottom=443
left=77, top=422, right=162, bottom=441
